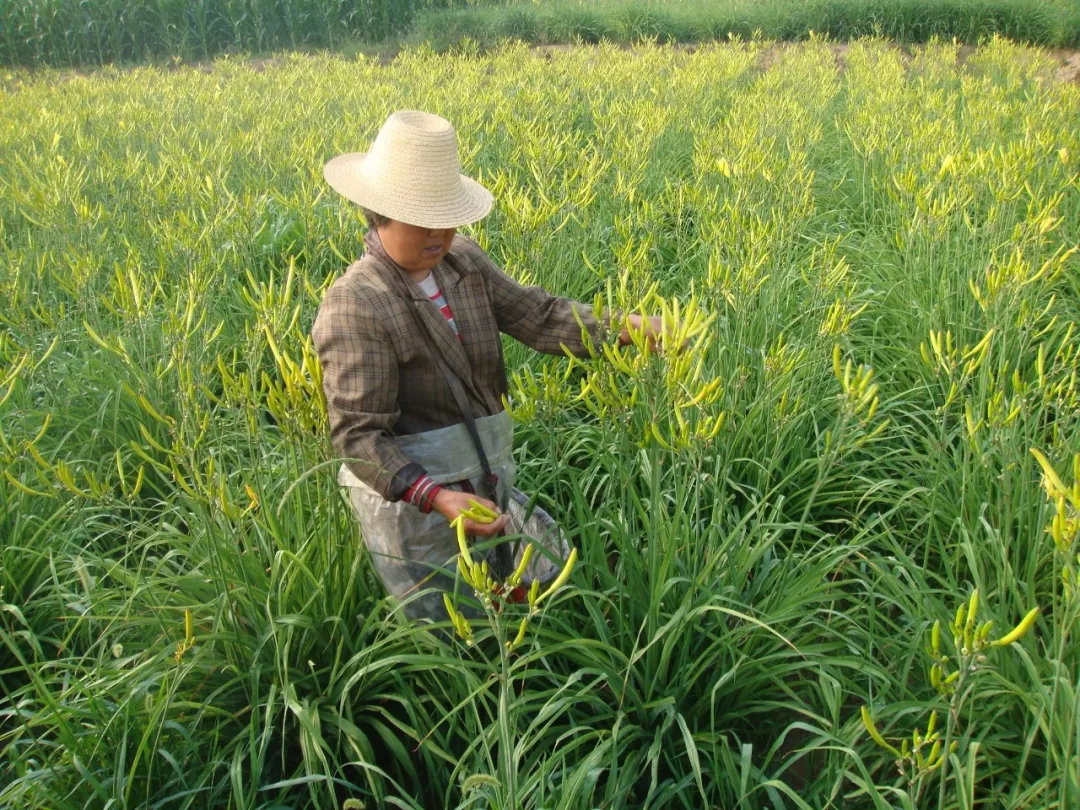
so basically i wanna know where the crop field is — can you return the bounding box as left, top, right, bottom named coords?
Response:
left=0, top=0, right=444, bottom=68
left=1, top=37, right=1079, bottom=809
left=417, top=0, right=1080, bottom=52
left=4, top=0, right=1080, bottom=68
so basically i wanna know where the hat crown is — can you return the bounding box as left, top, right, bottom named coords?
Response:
left=361, top=111, right=462, bottom=196
left=322, top=109, right=493, bottom=229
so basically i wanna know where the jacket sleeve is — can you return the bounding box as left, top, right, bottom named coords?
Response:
left=461, top=237, right=606, bottom=358
left=312, top=281, right=426, bottom=501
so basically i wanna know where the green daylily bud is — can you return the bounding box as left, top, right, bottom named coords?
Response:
left=860, top=706, right=901, bottom=758
left=507, top=617, right=528, bottom=651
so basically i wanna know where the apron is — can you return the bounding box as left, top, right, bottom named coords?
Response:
left=338, top=410, right=517, bottom=623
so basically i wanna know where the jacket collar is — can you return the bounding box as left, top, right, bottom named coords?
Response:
left=361, top=228, right=475, bottom=385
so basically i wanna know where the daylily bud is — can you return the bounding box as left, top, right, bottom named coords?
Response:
left=860, top=706, right=901, bottom=758
left=509, top=544, right=535, bottom=588
left=507, top=617, right=528, bottom=651
left=991, top=606, right=1039, bottom=647
left=535, top=547, right=578, bottom=607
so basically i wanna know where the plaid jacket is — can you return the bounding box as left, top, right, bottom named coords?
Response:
left=311, top=230, right=602, bottom=501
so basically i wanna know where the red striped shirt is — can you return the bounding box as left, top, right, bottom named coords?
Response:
left=417, top=273, right=461, bottom=341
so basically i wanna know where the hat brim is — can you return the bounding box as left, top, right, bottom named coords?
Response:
left=323, top=151, right=494, bottom=229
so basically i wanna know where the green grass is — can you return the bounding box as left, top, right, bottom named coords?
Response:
left=1, top=36, right=1079, bottom=809
left=0, top=0, right=447, bottom=68
left=412, top=0, right=1080, bottom=49
left=6, top=0, right=1080, bottom=70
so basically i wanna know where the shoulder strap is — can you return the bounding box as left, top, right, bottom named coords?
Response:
left=437, top=251, right=504, bottom=501
left=426, top=297, right=514, bottom=576
left=437, top=360, right=502, bottom=508
left=409, top=250, right=515, bottom=576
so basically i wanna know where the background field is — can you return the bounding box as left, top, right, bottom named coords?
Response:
left=416, top=0, right=1080, bottom=51
left=0, top=0, right=445, bottom=67
left=2, top=36, right=1080, bottom=809
left=3, top=0, right=1080, bottom=67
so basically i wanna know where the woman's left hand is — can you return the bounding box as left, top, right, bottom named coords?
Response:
left=433, top=489, right=510, bottom=537
left=618, top=315, right=669, bottom=351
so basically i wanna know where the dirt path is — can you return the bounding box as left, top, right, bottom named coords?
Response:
left=1057, top=48, right=1080, bottom=83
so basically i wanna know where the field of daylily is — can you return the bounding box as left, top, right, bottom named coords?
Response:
left=1, top=36, right=1079, bottom=809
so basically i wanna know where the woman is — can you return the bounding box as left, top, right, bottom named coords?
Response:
left=313, top=110, right=659, bottom=623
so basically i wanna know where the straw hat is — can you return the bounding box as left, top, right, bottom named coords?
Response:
left=323, top=110, right=493, bottom=229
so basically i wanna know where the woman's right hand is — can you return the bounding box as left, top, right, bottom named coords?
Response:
left=432, top=489, right=510, bottom=537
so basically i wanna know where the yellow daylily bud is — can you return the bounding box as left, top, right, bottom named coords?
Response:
left=130, top=465, right=145, bottom=499
left=509, top=544, right=535, bottom=587
left=650, top=422, right=675, bottom=451
left=466, top=499, right=499, bottom=520
left=454, top=516, right=473, bottom=566
left=443, top=593, right=456, bottom=623
left=535, top=547, right=578, bottom=607
left=991, top=606, right=1039, bottom=647
left=962, top=328, right=993, bottom=362
left=1030, top=448, right=1067, bottom=499
left=4, top=470, right=54, bottom=498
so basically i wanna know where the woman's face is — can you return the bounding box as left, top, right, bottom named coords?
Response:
left=377, top=219, right=457, bottom=274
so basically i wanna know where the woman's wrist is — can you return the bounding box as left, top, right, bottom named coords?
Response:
left=430, top=486, right=454, bottom=519
left=403, top=473, right=443, bottom=513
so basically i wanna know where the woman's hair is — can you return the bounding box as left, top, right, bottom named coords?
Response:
left=359, top=206, right=390, bottom=231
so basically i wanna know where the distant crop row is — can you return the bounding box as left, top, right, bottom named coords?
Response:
left=5, top=0, right=1080, bottom=69
left=0, top=0, right=447, bottom=67
left=417, top=0, right=1080, bottom=52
